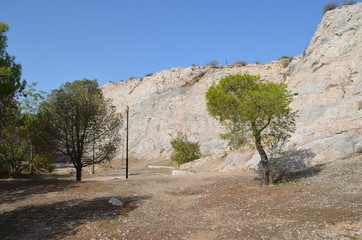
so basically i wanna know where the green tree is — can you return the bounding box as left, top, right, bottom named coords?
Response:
left=170, top=133, right=201, bottom=166
left=20, top=83, right=52, bottom=174
left=0, top=22, right=25, bottom=99
left=205, top=73, right=297, bottom=185
left=0, top=83, right=51, bottom=178
left=0, top=106, right=30, bottom=177
left=37, top=79, right=122, bottom=181
left=0, top=22, right=25, bottom=135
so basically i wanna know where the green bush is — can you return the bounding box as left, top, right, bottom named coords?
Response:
left=323, top=2, right=339, bottom=14
left=278, top=56, right=291, bottom=60
left=33, top=155, right=55, bottom=173
left=170, top=133, right=201, bottom=165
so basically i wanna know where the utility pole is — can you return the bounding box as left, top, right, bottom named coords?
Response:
left=126, top=106, right=129, bottom=179
left=121, top=138, right=124, bottom=168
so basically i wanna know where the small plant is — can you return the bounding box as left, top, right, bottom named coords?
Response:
left=323, top=2, right=339, bottom=14
left=205, top=60, right=218, bottom=67
left=254, top=61, right=260, bottom=65
left=170, top=133, right=201, bottom=166
left=145, top=73, right=153, bottom=77
left=129, top=77, right=137, bottom=80
left=343, top=0, right=356, bottom=5
left=278, top=56, right=291, bottom=61
left=191, top=63, right=198, bottom=67
left=33, top=155, right=55, bottom=173
left=279, top=56, right=293, bottom=68
left=234, top=60, right=247, bottom=66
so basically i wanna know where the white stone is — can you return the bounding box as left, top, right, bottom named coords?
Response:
left=172, top=170, right=193, bottom=175
left=108, top=198, right=124, bottom=207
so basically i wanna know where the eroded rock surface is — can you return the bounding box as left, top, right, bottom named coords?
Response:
left=101, top=3, right=361, bottom=170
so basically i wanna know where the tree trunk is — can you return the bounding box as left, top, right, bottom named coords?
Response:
left=75, top=165, right=82, bottom=181
left=254, top=134, right=270, bottom=185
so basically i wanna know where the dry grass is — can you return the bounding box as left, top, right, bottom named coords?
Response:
left=1, top=155, right=361, bottom=239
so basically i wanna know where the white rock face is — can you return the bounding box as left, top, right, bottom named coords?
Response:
left=101, top=62, right=284, bottom=161
left=102, top=3, right=362, bottom=170
left=282, top=3, right=362, bottom=166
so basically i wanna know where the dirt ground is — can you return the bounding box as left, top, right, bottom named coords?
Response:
left=0, top=155, right=361, bottom=240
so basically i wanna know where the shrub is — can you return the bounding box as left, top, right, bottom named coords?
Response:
left=33, top=155, right=55, bottom=173
left=145, top=73, right=153, bottom=77
left=234, top=60, right=247, bottom=66
left=191, top=63, right=198, bottom=67
left=254, top=61, right=260, bottom=65
left=343, top=0, right=356, bottom=5
left=205, top=60, right=218, bottom=67
left=278, top=56, right=291, bottom=61
left=129, top=77, right=137, bottom=80
left=279, top=56, right=293, bottom=68
left=323, top=2, right=339, bottom=14
left=170, top=133, right=201, bottom=166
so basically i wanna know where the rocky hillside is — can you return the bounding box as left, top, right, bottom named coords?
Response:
left=101, top=3, right=361, bottom=170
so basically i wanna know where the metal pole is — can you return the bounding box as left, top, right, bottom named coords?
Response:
left=121, top=138, right=124, bottom=168
left=126, top=106, right=129, bottom=179
left=92, top=137, right=95, bottom=174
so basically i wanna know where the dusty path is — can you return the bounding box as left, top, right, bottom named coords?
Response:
left=0, top=155, right=361, bottom=240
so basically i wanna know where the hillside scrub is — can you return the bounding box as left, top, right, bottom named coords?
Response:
left=323, top=2, right=339, bottom=14
left=170, top=133, right=201, bottom=166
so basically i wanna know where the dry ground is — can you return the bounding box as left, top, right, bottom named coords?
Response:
left=0, top=155, right=361, bottom=240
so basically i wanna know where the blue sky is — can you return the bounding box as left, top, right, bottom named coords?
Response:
left=2, top=0, right=340, bottom=93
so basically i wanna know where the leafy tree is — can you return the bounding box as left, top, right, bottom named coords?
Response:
left=0, top=106, right=30, bottom=177
left=205, top=73, right=297, bottom=185
left=20, top=83, right=52, bottom=174
left=0, top=22, right=25, bottom=99
left=0, top=22, right=28, bottom=177
left=37, top=79, right=122, bottom=181
left=0, top=83, right=52, bottom=177
left=170, top=133, right=201, bottom=166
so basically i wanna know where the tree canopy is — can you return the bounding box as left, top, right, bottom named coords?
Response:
left=0, top=22, right=25, bottom=99
left=206, top=73, right=297, bottom=185
left=37, top=79, right=122, bottom=181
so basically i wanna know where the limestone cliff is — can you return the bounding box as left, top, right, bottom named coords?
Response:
left=101, top=3, right=361, bottom=170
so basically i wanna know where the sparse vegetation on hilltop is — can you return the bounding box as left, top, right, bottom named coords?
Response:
left=234, top=60, right=247, bottom=66
left=323, top=2, right=339, bottom=14
left=205, top=60, right=218, bottom=67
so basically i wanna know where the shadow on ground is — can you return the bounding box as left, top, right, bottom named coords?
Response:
left=0, top=179, right=78, bottom=204
left=0, top=195, right=150, bottom=240
left=276, top=164, right=324, bottom=183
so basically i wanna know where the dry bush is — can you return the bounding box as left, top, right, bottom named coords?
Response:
left=323, top=2, right=339, bottom=14
left=234, top=60, right=247, bottom=66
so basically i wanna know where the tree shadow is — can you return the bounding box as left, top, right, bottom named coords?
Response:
left=271, top=149, right=325, bottom=183
left=0, top=195, right=150, bottom=240
left=0, top=179, right=78, bottom=204
left=255, top=149, right=324, bottom=184
left=275, top=164, right=324, bottom=183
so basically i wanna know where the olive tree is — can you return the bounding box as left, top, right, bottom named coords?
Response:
left=37, top=79, right=122, bottom=181
left=205, top=73, right=297, bottom=185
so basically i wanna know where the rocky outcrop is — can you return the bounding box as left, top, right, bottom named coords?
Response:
left=101, top=3, right=362, bottom=170
left=101, top=62, right=284, bottom=161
